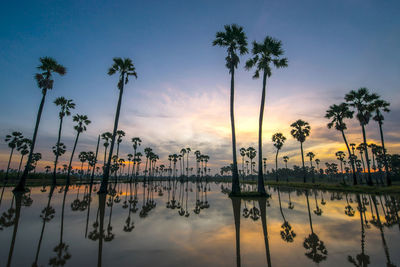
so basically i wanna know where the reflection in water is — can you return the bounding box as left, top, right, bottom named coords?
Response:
left=0, top=182, right=399, bottom=266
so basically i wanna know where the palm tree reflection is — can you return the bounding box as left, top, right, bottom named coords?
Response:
left=303, top=190, right=328, bottom=264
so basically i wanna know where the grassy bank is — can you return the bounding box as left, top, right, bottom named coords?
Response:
left=261, top=181, right=400, bottom=195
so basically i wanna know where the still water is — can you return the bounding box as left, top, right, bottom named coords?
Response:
left=0, top=181, right=399, bottom=267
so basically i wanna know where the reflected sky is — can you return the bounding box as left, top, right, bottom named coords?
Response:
left=0, top=183, right=399, bottom=266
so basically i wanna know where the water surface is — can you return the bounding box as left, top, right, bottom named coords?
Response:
left=0, top=182, right=399, bottom=266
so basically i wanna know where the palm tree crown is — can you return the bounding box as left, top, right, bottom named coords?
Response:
left=325, top=103, right=354, bottom=131
left=108, top=58, right=137, bottom=90
left=245, top=36, right=288, bottom=78
left=212, top=24, right=248, bottom=72
left=290, top=120, right=311, bottom=143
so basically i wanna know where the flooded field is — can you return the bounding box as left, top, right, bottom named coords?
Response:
left=0, top=182, right=399, bottom=266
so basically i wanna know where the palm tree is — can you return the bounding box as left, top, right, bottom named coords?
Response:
left=213, top=24, right=248, bottom=195
left=336, top=151, right=346, bottom=174
left=180, top=148, right=187, bottom=177
left=15, top=57, right=66, bottom=192
left=185, top=147, right=191, bottom=178
left=283, top=156, right=289, bottom=169
left=16, top=138, right=31, bottom=179
left=306, top=152, right=315, bottom=183
left=371, top=98, right=391, bottom=185
left=66, top=114, right=91, bottom=185
left=325, top=103, right=357, bottom=184
left=52, top=97, right=75, bottom=185
left=345, top=88, right=379, bottom=185
left=290, top=120, right=311, bottom=183
left=246, top=147, right=257, bottom=178
left=315, top=159, right=320, bottom=172
left=78, top=152, right=88, bottom=180
left=101, top=132, right=112, bottom=171
left=100, top=58, right=137, bottom=193
left=239, top=148, right=246, bottom=177
left=272, top=133, right=286, bottom=182
left=4, top=132, right=23, bottom=182
left=131, top=137, right=142, bottom=181
left=245, top=36, right=288, bottom=194
left=127, top=153, right=133, bottom=178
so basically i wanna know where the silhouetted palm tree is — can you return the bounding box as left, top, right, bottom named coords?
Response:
left=16, top=138, right=31, bottom=179
left=15, top=57, right=66, bottom=192
left=131, top=137, right=141, bottom=181
left=185, top=147, right=191, bottom=178
left=66, top=114, right=91, bottom=184
left=371, top=98, right=391, bottom=186
left=213, top=24, right=248, bottom=195
left=4, top=132, right=23, bottom=183
left=290, top=120, right=311, bottom=183
left=272, top=133, right=286, bottom=182
left=100, top=58, right=137, bottom=193
left=345, top=88, right=379, bottom=186
left=101, top=132, right=112, bottom=171
left=52, top=97, right=75, bottom=185
left=245, top=36, right=288, bottom=194
left=326, top=103, right=357, bottom=185
left=306, top=152, right=315, bottom=183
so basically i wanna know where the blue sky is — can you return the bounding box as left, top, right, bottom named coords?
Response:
left=1, top=0, right=399, bottom=172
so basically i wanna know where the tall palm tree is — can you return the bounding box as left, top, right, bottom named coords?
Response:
left=371, top=98, right=391, bottom=186
left=66, top=114, right=91, bottom=185
left=245, top=36, right=288, bottom=194
left=213, top=24, right=248, bottom=195
left=345, top=88, right=379, bottom=186
left=100, top=58, right=137, bottom=193
left=4, top=132, right=23, bottom=183
left=325, top=103, right=357, bottom=185
left=15, top=57, right=66, bottom=192
left=52, top=97, right=75, bottom=185
left=290, top=120, right=311, bottom=183
left=272, top=133, right=286, bottom=182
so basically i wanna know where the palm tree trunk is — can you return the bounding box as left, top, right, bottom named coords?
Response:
left=17, top=155, right=24, bottom=179
left=5, top=148, right=14, bottom=183
left=300, top=142, right=306, bottom=183
left=275, top=149, right=279, bottom=182
left=90, top=135, right=100, bottom=185
left=66, top=132, right=81, bottom=185
left=257, top=73, right=267, bottom=194
left=378, top=121, right=391, bottom=186
left=229, top=68, right=240, bottom=194
left=100, top=74, right=125, bottom=193
left=52, top=116, right=64, bottom=185
left=14, top=90, right=47, bottom=192
left=341, top=130, right=357, bottom=185
left=361, top=125, right=373, bottom=185
left=103, top=146, right=108, bottom=174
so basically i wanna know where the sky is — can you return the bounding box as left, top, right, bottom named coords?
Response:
left=0, top=0, right=399, bottom=173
